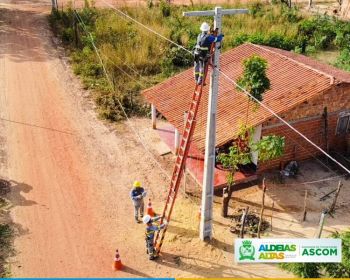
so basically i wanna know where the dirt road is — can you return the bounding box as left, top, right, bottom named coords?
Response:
left=0, top=0, right=295, bottom=277
left=0, top=0, right=112, bottom=276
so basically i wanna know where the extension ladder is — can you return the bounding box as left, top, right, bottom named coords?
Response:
left=154, top=44, right=215, bottom=255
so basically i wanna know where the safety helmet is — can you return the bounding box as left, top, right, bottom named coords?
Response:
left=133, top=181, right=141, bottom=188
left=200, top=22, right=210, bottom=32
left=142, top=215, right=152, bottom=224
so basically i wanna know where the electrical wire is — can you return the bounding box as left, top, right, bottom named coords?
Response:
left=99, top=1, right=350, bottom=175
left=75, top=10, right=201, bottom=209
left=272, top=174, right=345, bottom=186
left=100, top=52, right=153, bottom=87
left=73, top=10, right=172, bottom=183
left=101, top=0, right=191, bottom=54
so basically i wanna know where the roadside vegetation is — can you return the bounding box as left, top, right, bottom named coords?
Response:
left=279, top=230, right=350, bottom=278
left=0, top=223, right=12, bottom=277
left=49, top=1, right=350, bottom=121
left=0, top=180, right=13, bottom=278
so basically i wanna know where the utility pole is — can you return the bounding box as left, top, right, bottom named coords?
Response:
left=183, top=7, right=248, bottom=241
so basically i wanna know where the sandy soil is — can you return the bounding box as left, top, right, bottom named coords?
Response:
left=0, top=0, right=349, bottom=278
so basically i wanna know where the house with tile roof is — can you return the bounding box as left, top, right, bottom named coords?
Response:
left=142, top=43, right=350, bottom=185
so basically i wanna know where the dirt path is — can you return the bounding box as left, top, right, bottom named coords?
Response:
left=0, top=0, right=295, bottom=277
left=0, top=0, right=112, bottom=276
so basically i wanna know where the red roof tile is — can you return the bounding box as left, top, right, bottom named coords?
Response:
left=142, top=43, right=350, bottom=151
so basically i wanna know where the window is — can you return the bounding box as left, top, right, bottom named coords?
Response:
left=336, top=112, right=350, bottom=135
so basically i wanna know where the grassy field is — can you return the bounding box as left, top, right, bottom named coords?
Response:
left=49, top=1, right=350, bottom=121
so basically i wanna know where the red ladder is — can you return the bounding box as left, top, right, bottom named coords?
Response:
left=154, top=46, right=214, bottom=255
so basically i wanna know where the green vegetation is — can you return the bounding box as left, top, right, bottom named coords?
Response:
left=237, top=55, right=270, bottom=102
left=335, top=48, right=350, bottom=71
left=218, top=55, right=284, bottom=185
left=0, top=198, right=12, bottom=278
left=217, top=124, right=285, bottom=185
left=279, top=230, right=350, bottom=278
left=49, top=1, right=350, bottom=121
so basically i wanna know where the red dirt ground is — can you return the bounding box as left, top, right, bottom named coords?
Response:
left=0, top=0, right=290, bottom=277
left=2, top=0, right=348, bottom=278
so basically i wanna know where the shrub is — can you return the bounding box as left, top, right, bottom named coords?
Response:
left=264, top=33, right=296, bottom=50
left=322, top=231, right=350, bottom=278
left=334, top=48, right=350, bottom=71
left=279, top=263, right=321, bottom=278
left=232, top=33, right=250, bottom=47
left=297, top=16, right=338, bottom=50
left=250, top=2, right=264, bottom=18
left=50, top=4, right=350, bottom=123
left=62, top=27, right=74, bottom=44
left=159, top=0, right=171, bottom=17
left=248, top=32, right=266, bottom=45
left=281, top=5, right=301, bottom=23
left=334, top=21, right=350, bottom=49
left=280, top=230, right=350, bottom=278
left=0, top=224, right=13, bottom=277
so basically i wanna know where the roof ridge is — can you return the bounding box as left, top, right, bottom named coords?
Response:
left=248, top=43, right=335, bottom=85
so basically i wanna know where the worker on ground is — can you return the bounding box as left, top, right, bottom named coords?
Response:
left=193, top=22, right=224, bottom=85
left=130, top=181, right=147, bottom=223
left=143, top=214, right=167, bottom=260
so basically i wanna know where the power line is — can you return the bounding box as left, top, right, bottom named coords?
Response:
left=100, top=53, right=152, bottom=87
left=272, top=174, right=345, bottom=186
left=219, top=70, right=350, bottom=175
left=74, top=10, right=201, bottom=206
left=99, top=1, right=350, bottom=175
left=279, top=129, right=337, bottom=175
left=101, top=0, right=191, bottom=54
left=73, top=10, right=172, bottom=182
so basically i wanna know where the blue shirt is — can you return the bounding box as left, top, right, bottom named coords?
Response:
left=196, top=32, right=224, bottom=49
left=130, top=187, right=145, bottom=201
left=145, top=217, right=166, bottom=240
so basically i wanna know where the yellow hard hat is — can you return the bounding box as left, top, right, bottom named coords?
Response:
left=133, top=181, right=141, bottom=188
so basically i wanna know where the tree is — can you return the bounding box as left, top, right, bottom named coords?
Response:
left=217, top=126, right=285, bottom=185
left=218, top=55, right=284, bottom=217
left=237, top=55, right=270, bottom=103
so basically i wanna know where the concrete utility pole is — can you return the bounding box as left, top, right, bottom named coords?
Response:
left=183, top=7, right=248, bottom=241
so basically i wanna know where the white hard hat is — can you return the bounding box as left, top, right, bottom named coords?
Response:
left=142, top=215, right=152, bottom=224
left=200, top=22, right=210, bottom=32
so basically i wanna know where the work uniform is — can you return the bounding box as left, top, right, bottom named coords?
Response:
left=145, top=216, right=166, bottom=260
left=193, top=32, right=223, bottom=85
left=130, top=187, right=146, bottom=221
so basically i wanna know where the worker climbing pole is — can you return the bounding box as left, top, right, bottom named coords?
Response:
left=184, top=7, right=249, bottom=241
left=154, top=7, right=249, bottom=254
left=153, top=39, right=216, bottom=256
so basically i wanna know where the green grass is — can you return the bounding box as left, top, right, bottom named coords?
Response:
left=310, top=49, right=340, bottom=65
left=0, top=201, right=12, bottom=277
left=49, top=1, right=350, bottom=121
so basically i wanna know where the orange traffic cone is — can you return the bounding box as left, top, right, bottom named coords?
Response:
left=147, top=198, right=155, bottom=217
left=113, top=249, right=123, bottom=271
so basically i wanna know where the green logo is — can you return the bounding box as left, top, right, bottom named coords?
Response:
left=239, top=240, right=255, bottom=260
